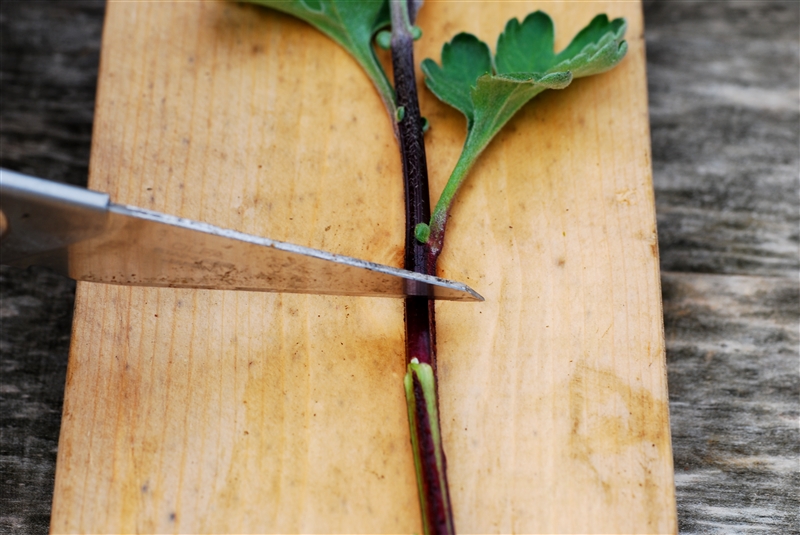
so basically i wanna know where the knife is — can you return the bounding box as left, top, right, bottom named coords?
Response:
left=0, top=169, right=482, bottom=302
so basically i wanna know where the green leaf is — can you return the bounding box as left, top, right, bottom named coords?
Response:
left=553, top=14, right=627, bottom=75
left=425, top=10, right=627, bottom=143
left=494, top=12, right=627, bottom=79
left=244, top=0, right=396, bottom=110
left=419, top=11, right=627, bottom=249
left=467, top=70, right=572, bottom=153
left=495, top=11, right=556, bottom=74
left=421, top=33, right=492, bottom=122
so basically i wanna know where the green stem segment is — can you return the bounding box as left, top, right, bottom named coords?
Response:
left=417, top=130, right=490, bottom=272
left=418, top=78, right=547, bottom=268
left=405, top=361, right=455, bottom=535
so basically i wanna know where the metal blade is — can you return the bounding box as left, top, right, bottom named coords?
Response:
left=70, top=204, right=483, bottom=301
left=0, top=170, right=483, bottom=301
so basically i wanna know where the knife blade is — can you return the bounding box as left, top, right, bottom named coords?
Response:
left=0, top=169, right=482, bottom=302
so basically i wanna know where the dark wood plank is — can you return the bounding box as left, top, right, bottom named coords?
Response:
left=663, top=272, right=799, bottom=532
left=644, top=0, right=800, bottom=532
left=0, top=2, right=104, bottom=533
left=645, top=0, right=799, bottom=278
left=0, top=1, right=102, bottom=187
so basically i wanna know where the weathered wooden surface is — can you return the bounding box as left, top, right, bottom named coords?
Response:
left=645, top=1, right=800, bottom=532
left=0, top=2, right=104, bottom=534
left=49, top=1, right=673, bottom=532
left=663, top=272, right=799, bottom=532
left=647, top=1, right=799, bottom=280
left=0, top=0, right=797, bottom=533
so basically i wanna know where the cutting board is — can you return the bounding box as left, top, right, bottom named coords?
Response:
left=51, top=1, right=677, bottom=532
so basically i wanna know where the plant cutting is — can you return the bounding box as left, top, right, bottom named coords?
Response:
left=241, top=1, right=626, bottom=532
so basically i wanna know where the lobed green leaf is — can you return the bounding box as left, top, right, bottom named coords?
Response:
left=419, top=11, right=627, bottom=248
left=423, top=10, right=627, bottom=138
left=421, top=33, right=491, bottom=122
left=495, top=11, right=556, bottom=75
left=463, top=69, right=572, bottom=154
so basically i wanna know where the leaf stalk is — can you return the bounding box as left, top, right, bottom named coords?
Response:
left=423, top=131, right=488, bottom=270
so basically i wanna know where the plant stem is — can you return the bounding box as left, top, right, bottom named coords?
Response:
left=389, top=1, right=455, bottom=533
left=424, top=125, right=496, bottom=270
left=405, top=361, right=456, bottom=535
left=391, top=0, right=429, bottom=280
left=424, top=140, right=480, bottom=270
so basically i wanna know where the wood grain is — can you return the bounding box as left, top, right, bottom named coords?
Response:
left=3, top=2, right=797, bottom=534
left=663, top=271, right=799, bottom=532
left=48, top=1, right=676, bottom=532
left=646, top=0, right=799, bottom=279
left=645, top=1, right=800, bottom=531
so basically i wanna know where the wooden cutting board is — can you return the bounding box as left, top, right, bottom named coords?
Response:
left=51, top=1, right=676, bottom=532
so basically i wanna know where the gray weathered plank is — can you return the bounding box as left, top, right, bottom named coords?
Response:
left=646, top=0, right=800, bottom=278
left=0, top=2, right=103, bottom=533
left=663, top=272, right=799, bottom=533
left=644, top=1, right=800, bottom=532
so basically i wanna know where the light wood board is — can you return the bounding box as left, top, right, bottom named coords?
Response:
left=51, top=1, right=677, bottom=532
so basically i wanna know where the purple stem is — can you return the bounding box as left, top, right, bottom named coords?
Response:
left=389, top=1, right=455, bottom=533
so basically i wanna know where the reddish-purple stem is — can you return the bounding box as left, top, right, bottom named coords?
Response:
left=413, top=373, right=451, bottom=533
left=390, top=1, right=454, bottom=533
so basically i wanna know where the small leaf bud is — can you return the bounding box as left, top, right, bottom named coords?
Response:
left=414, top=223, right=430, bottom=243
left=375, top=30, right=392, bottom=50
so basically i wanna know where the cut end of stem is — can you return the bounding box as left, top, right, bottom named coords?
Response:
left=404, top=362, right=455, bottom=535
